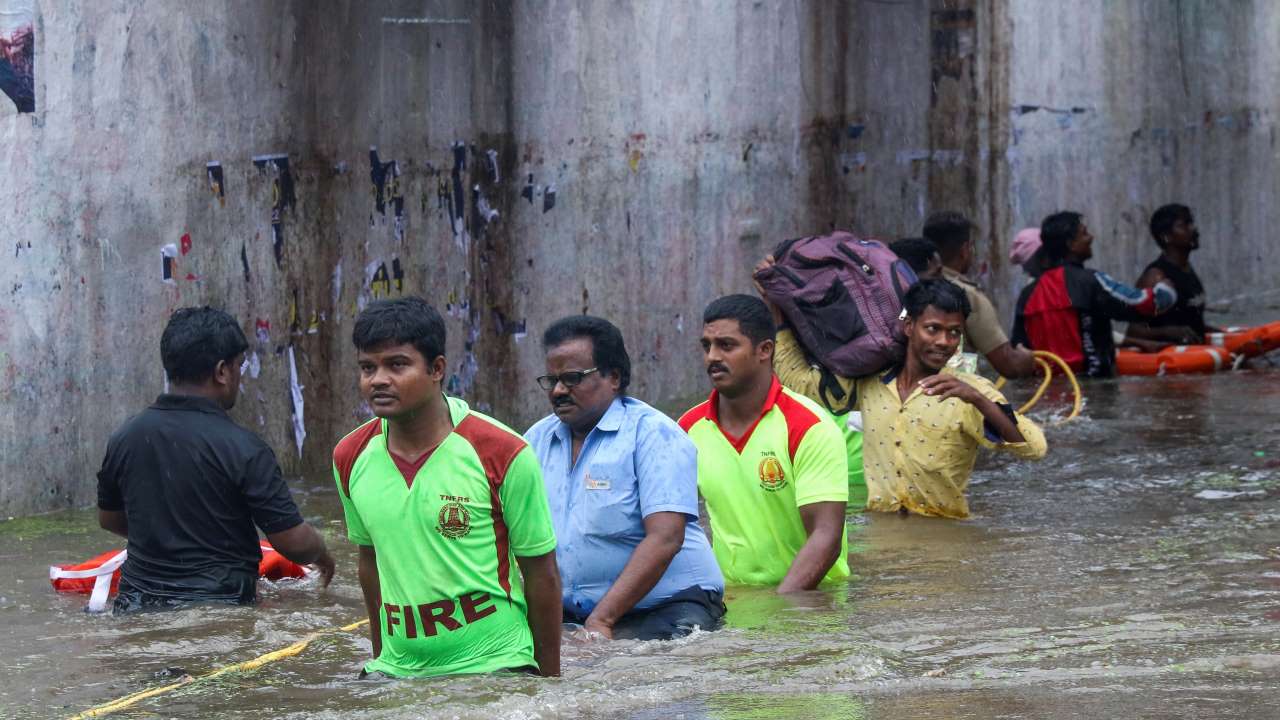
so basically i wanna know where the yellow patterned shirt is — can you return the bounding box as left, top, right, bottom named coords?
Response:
left=774, top=330, right=1047, bottom=518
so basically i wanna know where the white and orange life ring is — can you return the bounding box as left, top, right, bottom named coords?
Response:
left=1117, top=320, right=1280, bottom=376
left=49, top=542, right=310, bottom=612
left=1207, top=321, right=1280, bottom=358
left=1115, top=344, right=1232, bottom=376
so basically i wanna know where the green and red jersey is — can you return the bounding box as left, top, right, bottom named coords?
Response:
left=334, top=396, right=557, bottom=678
left=679, top=376, right=849, bottom=586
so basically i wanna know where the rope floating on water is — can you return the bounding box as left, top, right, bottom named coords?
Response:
left=994, top=351, right=1082, bottom=424
left=67, top=618, right=369, bottom=719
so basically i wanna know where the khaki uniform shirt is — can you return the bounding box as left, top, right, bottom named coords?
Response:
left=942, top=266, right=1008, bottom=355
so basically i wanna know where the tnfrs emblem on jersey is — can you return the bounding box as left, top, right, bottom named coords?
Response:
left=436, top=501, right=472, bottom=539
left=757, top=453, right=787, bottom=492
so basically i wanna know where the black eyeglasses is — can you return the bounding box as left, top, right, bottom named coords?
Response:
left=535, top=368, right=598, bottom=391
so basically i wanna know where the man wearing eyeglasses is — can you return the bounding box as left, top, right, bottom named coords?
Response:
left=525, top=315, right=725, bottom=640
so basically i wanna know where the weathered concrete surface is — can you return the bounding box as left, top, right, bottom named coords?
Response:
left=1, top=1, right=328, bottom=515
left=996, top=0, right=1280, bottom=319
left=3, top=0, right=1278, bottom=516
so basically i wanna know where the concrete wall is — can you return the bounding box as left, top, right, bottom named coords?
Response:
left=3, top=0, right=1277, bottom=517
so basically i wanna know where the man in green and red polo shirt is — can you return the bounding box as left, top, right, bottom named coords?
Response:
left=334, top=297, right=562, bottom=678
left=679, top=294, right=849, bottom=590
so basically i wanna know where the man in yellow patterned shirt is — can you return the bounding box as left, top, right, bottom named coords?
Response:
left=771, top=279, right=1047, bottom=519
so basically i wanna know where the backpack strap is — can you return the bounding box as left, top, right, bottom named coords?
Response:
left=817, top=366, right=858, bottom=416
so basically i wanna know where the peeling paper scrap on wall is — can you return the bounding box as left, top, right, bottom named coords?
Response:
left=485, top=149, right=500, bottom=183
left=287, top=346, right=305, bottom=458
left=240, top=241, right=251, bottom=284
left=160, top=243, right=178, bottom=282
left=206, top=162, right=225, bottom=206
left=331, top=260, right=343, bottom=308
left=475, top=186, right=499, bottom=224
left=543, top=184, right=556, bottom=213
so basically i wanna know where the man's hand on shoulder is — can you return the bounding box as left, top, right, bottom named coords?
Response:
left=918, top=373, right=984, bottom=405
left=752, top=255, right=785, bottom=326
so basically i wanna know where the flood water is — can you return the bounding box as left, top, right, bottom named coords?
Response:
left=4, top=362, right=1280, bottom=719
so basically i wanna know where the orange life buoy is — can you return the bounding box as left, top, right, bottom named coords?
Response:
left=50, top=541, right=310, bottom=611
left=1207, top=321, right=1280, bottom=358
left=1115, top=344, right=1232, bottom=376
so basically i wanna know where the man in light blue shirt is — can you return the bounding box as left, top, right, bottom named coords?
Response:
left=525, top=315, right=725, bottom=640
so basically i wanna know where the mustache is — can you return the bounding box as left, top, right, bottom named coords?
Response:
left=552, top=396, right=575, bottom=407
left=707, top=363, right=729, bottom=375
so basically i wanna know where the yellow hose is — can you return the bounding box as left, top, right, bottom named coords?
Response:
left=68, top=618, right=369, bottom=719
left=994, top=351, right=1082, bottom=424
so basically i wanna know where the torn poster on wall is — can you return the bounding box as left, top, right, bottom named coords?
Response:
left=287, top=346, right=305, bottom=458
left=450, top=141, right=468, bottom=249
left=254, top=318, right=271, bottom=348
left=0, top=0, right=35, bottom=114
left=253, top=153, right=294, bottom=268
left=239, top=350, right=261, bottom=379
left=206, top=162, right=226, bottom=206
left=473, top=185, right=499, bottom=233
left=369, top=147, right=406, bottom=241
left=370, top=262, right=390, bottom=298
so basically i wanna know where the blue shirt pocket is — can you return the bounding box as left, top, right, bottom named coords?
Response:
left=576, top=461, right=641, bottom=540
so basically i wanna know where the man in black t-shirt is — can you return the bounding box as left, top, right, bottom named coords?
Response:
left=1127, top=204, right=1223, bottom=345
left=97, top=307, right=335, bottom=612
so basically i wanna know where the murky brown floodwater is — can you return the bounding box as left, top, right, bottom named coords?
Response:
left=4, top=352, right=1279, bottom=719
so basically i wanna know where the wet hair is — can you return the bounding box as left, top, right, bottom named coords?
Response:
left=902, top=278, right=971, bottom=320
left=1149, top=203, right=1193, bottom=248
left=352, top=296, right=446, bottom=363
left=542, top=315, right=632, bottom=392
left=922, top=210, right=973, bottom=261
left=889, top=237, right=939, bottom=275
left=161, top=306, right=250, bottom=384
left=1040, top=211, right=1084, bottom=263
left=703, top=294, right=776, bottom=346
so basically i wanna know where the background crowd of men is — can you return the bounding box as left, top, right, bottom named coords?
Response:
left=93, top=203, right=1207, bottom=678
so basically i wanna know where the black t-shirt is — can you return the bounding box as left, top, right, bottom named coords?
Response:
left=97, top=395, right=304, bottom=602
left=1143, top=256, right=1207, bottom=334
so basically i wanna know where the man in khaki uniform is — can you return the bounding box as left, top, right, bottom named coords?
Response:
left=923, top=211, right=1037, bottom=378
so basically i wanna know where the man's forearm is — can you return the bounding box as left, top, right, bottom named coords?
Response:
left=518, top=553, right=563, bottom=676
left=357, top=549, right=382, bottom=658
left=587, top=534, right=681, bottom=626
left=266, top=521, right=328, bottom=564
left=972, top=396, right=1025, bottom=443
left=777, top=528, right=842, bottom=592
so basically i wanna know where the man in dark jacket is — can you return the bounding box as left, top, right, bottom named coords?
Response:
left=1011, top=212, right=1177, bottom=377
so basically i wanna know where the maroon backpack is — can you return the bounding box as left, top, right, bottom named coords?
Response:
left=755, top=231, right=918, bottom=409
